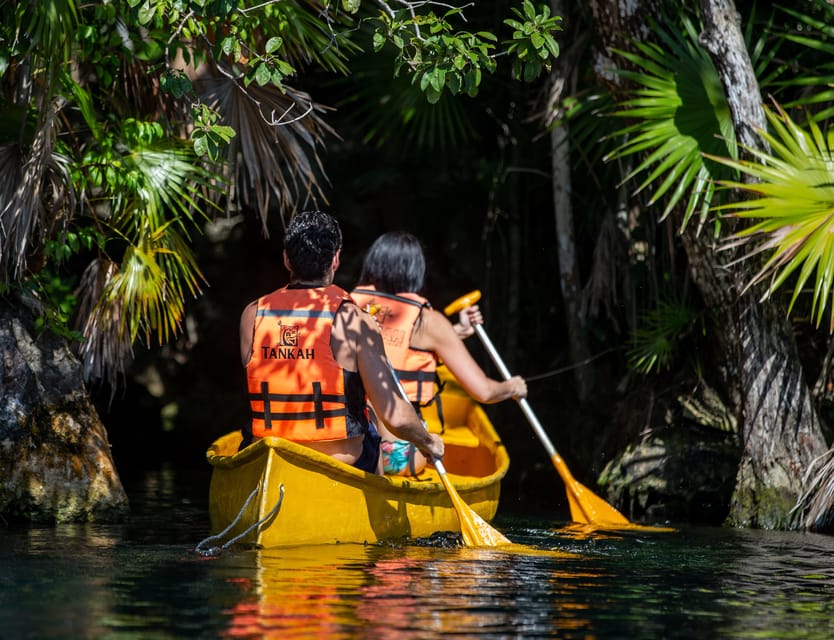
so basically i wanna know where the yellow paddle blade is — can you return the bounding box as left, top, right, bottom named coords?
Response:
left=557, top=522, right=677, bottom=540
left=551, top=453, right=631, bottom=526
left=438, top=472, right=511, bottom=547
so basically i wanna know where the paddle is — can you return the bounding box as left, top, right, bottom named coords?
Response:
left=444, top=290, right=633, bottom=527
left=381, top=353, right=512, bottom=547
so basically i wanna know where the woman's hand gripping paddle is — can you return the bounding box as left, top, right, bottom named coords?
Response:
left=444, top=290, right=634, bottom=529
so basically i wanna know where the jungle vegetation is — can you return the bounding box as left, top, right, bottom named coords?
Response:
left=4, top=0, right=834, bottom=530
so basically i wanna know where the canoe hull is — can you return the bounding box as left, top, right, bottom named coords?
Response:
left=207, top=378, right=509, bottom=547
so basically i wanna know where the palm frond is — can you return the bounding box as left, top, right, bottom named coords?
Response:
left=20, top=0, right=78, bottom=63
left=627, top=297, right=701, bottom=374
left=256, top=0, right=361, bottom=75
left=605, top=15, right=737, bottom=229
left=196, top=73, right=334, bottom=233
left=74, top=257, right=134, bottom=389
left=770, top=2, right=834, bottom=122
left=710, top=103, right=834, bottom=330
left=66, top=124, right=221, bottom=385
left=0, top=101, right=73, bottom=281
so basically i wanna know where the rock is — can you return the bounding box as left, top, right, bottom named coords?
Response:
left=0, top=299, right=129, bottom=523
left=599, top=425, right=740, bottom=524
left=597, top=379, right=741, bottom=525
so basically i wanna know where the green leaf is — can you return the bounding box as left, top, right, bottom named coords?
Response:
left=373, top=31, right=386, bottom=52
left=137, top=1, right=155, bottom=25
left=531, top=32, right=544, bottom=49
left=265, top=36, right=283, bottom=54
left=342, top=0, right=361, bottom=13
left=254, top=63, right=272, bottom=86
left=193, top=133, right=208, bottom=156
left=430, top=67, right=446, bottom=92
left=426, top=85, right=441, bottom=104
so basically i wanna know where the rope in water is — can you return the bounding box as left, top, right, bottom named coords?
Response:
left=195, top=483, right=285, bottom=557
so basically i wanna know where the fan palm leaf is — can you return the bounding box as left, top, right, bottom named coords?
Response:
left=74, top=257, right=133, bottom=386
left=68, top=122, right=221, bottom=386
left=605, top=15, right=737, bottom=229
left=333, top=53, right=478, bottom=154
left=253, top=0, right=361, bottom=75
left=0, top=101, right=74, bottom=281
left=627, top=295, right=701, bottom=374
left=709, top=103, right=834, bottom=331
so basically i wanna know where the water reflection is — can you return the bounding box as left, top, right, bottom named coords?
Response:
left=210, top=542, right=599, bottom=639
left=3, top=469, right=834, bottom=639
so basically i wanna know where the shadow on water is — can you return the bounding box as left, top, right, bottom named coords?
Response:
left=2, top=468, right=834, bottom=639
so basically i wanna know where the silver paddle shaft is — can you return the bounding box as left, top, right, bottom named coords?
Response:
left=473, top=324, right=558, bottom=459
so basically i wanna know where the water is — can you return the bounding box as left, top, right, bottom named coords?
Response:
left=2, top=466, right=834, bottom=639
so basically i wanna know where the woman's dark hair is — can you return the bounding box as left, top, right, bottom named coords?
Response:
left=283, top=211, right=342, bottom=281
left=358, top=231, right=426, bottom=294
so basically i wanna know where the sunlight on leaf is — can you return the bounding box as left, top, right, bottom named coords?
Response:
left=710, top=103, right=834, bottom=331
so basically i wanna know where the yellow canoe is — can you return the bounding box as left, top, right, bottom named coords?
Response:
left=206, top=371, right=510, bottom=547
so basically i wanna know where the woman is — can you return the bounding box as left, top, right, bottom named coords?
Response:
left=352, top=231, right=527, bottom=476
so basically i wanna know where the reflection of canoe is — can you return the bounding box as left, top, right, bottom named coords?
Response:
left=206, top=369, right=510, bottom=547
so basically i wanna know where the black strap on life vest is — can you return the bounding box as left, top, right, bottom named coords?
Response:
left=393, top=367, right=437, bottom=402
left=408, top=373, right=445, bottom=433
left=252, top=381, right=348, bottom=429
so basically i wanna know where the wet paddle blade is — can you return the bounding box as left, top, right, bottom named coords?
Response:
left=552, top=453, right=631, bottom=526
left=437, top=465, right=511, bottom=547
left=383, top=355, right=512, bottom=547
left=559, top=521, right=678, bottom=538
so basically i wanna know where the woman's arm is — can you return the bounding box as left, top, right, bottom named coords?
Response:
left=413, top=307, right=527, bottom=404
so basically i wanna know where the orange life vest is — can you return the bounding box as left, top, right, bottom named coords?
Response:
left=246, top=285, right=369, bottom=442
left=351, top=286, right=438, bottom=405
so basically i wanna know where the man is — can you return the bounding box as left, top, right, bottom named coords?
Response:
left=238, top=211, right=444, bottom=473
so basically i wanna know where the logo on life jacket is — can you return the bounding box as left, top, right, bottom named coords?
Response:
left=371, top=305, right=407, bottom=348
left=279, top=323, right=298, bottom=346
left=374, top=305, right=392, bottom=324
left=261, top=322, right=315, bottom=360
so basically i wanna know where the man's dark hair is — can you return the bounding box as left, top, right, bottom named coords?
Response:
left=284, top=211, right=343, bottom=281
left=358, top=231, right=426, bottom=293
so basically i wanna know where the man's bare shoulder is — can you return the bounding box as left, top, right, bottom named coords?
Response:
left=240, top=299, right=258, bottom=326
left=337, top=300, right=378, bottom=331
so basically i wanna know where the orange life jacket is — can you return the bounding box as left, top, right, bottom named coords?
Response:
left=246, top=285, right=369, bottom=442
left=351, top=286, right=438, bottom=405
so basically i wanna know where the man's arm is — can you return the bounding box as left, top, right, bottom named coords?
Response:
left=338, top=303, right=444, bottom=460
left=239, top=300, right=258, bottom=367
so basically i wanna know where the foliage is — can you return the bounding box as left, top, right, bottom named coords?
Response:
left=594, top=4, right=834, bottom=373
left=0, top=0, right=563, bottom=387
left=504, top=0, right=561, bottom=82
left=771, top=0, right=834, bottom=121
left=373, top=0, right=561, bottom=104
left=605, top=14, right=737, bottom=231
left=627, top=297, right=702, bottom=374
left=710, top=104, right=834, bottom=332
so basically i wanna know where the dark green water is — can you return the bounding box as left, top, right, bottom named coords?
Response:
left=2, top=466, right=833, bottom=639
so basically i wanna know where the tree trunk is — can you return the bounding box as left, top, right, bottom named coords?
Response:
left=681, top=227, right=826, bottom=527
left=549, top=0, right=594, bottom=403
left=0, top=297, right=129, bottom=522
left=695, top=0, right=827, bottom=528
left=589, top=0, right=828, bottom=528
